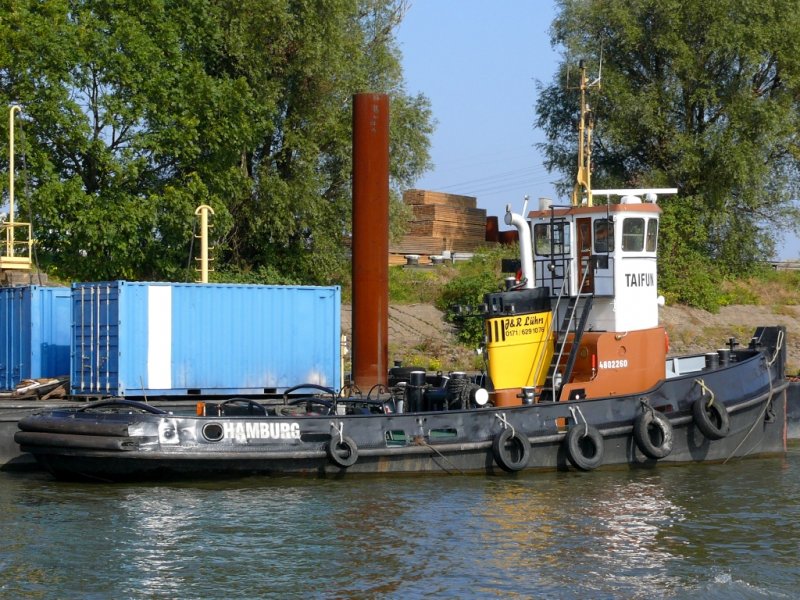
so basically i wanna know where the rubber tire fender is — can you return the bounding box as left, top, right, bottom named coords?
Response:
left=565, top=424, right=604, bottom=471
left=327, top=435, right=358, bottom=468
left=692, top=397, right=730, bottom=440
left=492, top=428, right=531, bottom=472
left=633, top=410, right=674, bottom=459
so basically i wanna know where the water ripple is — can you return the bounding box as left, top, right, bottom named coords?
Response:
left=1, top=453, right=798, bottom=598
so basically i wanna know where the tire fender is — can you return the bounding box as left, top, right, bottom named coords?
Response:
left=565, top=424, right=604, bottom=471
left=327, top=435, right=358, bottom=468
left=692, top=397, right=730, bottom=440
left=492, top=428, right=531, bottom=472
left=633, top=410, right=674, bottom=459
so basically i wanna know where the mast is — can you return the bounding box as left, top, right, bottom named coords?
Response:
left=570, top=60, right=599, bottom=207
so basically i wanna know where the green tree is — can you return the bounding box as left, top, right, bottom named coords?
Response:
left=0, top=0, right=432, bottom=283
left=536, top=0, right=800, bottom=283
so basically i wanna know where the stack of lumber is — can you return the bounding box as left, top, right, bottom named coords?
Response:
left=390, top=190, right=489, bottom=264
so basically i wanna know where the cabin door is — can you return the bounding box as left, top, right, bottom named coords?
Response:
left=576, top=217, right=594, bottom=293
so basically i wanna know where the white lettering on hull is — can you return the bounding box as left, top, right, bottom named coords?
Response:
left=222, top=421, right=301, bottom=442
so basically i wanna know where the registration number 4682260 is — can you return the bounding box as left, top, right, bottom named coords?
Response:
left=598, top=359, right=628, bottom=369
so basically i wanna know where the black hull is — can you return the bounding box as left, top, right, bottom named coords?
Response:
left=15, top=348, right=789, bottom=482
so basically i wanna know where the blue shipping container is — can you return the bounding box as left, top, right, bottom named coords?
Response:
left=0, top=286, right=71, bottom=390
left=71, top=281, right=341, bottom=397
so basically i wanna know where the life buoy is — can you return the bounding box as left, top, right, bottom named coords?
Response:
left=633, top=410, right=674, bottom=459
left=492, top=428, right=531, bottom=472
left=692, top=397, right=730, bottom=440
left=565, top=424, right=604, bottom=470
left=327, top=435, right=358, bottom=468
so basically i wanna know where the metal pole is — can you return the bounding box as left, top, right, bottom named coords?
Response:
left=8, top=105, right=20, bottom=257
left=194, top=204, right=214, bottom=283
left=351, top=93, right=390, bottom=389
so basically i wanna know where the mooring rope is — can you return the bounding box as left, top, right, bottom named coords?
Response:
left=330, top=421, right=344, bottom=445
left=723, top=377, right=775, bottom=464
left=568, top=405, right=589, bottom=437
left=639, top=397, right=654, bottom=417
left=767, top=329, right=785, bottom=367
left=694, top=378, right=715, bottom=407
left=414, top=436, right=465, bottom=475
left=723, top=335, right=783, bottom=464
left=494, top=412, right=515, bottom=437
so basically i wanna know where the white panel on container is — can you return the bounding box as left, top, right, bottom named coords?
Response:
left=148, top=285, right=172, bottom=389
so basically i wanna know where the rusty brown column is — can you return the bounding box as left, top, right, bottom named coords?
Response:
left=351, top=93, right=389, bottom=389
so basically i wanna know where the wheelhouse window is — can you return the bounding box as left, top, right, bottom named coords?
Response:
left=621, top=218, right=645, bottom=252
left=534, top=222, right=571, bottom=256
left=593, top=219, right=614, bottom=253
left=646, top=218, right=658, bottom=252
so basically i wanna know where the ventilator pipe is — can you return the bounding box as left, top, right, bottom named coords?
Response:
left=504, top=200, right=534, bottom=289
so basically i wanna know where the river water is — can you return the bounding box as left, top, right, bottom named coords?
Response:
left=1, top=447, right=799, bottom=599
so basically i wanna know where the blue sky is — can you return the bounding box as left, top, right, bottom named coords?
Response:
left=395, top=1, right=799, bottom=259
left=396, top=1, right=561, bottom=226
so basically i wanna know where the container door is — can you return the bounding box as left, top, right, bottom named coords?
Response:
left=72, top=284, right=119, bottom=394
left=30, top=287, right=71, bottom=379
left=0, top=288, right=28, bottom=390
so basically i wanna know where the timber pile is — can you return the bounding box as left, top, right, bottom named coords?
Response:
left=390, top=190, right=490, bottom=264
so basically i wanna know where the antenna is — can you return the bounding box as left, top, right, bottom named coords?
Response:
left=589, top=43, right=604, bottom=88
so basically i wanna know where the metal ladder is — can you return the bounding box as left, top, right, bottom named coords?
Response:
left=542, top=261, right=595, bottom=401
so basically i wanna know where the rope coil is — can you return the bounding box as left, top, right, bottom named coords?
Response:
left=446, top=377, right=472, bottom=409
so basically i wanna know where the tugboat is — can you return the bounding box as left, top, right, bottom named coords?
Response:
left=15, top=65, right=788, bottom=481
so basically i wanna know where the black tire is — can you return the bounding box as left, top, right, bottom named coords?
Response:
left=633, top=410, right=674, bottom=459
left=692, top=397, right=730, bottom=440
left=327, top=435, right=358, bottom=468
left=565, top=424, right=604, bottom=471
left=492, top=428, right=531, bottom=472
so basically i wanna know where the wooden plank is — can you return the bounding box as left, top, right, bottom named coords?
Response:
left=409, top=218, right=488, bottom=231
left=389, top=253, right=434, bottom=265
left=389, top=236, right=496, bottom=258
left=389, top=235, right=445, bottom=254
left=403, top=189, right=477, bottom=209
left=408, top=221, right=488, bottom=238
left=411, top=204, right=487, bottom=222
left=390, top=235, right=492, bottom=255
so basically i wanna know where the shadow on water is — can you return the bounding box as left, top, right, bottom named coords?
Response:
left=1, top=451, right=799, bottom=599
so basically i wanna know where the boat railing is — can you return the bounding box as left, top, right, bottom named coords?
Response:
left=0, top=221, right=33, bottom=270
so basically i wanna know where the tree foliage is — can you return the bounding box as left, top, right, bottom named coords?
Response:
left=536, top=0, right=800, bottom=283
left=437, top=244, right=519, bottom=347
left=0, top=0, right=432, bottom=283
